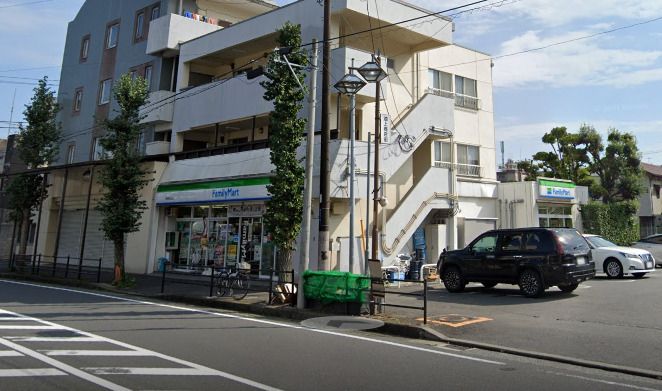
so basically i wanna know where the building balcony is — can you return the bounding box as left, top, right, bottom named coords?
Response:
left=140, top=90, right=175, bottom=124
left=172, top=75, right=271, bottom=133
left=434, top=161, right=483, bottom=177
left=145, top=141, right=171, bottom=156
left=146, top=13, right=221, bottom=56
left=425, top=88, right=480, bottom=111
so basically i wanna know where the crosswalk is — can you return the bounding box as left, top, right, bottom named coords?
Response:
left=0, top=308, right=282, bottom=391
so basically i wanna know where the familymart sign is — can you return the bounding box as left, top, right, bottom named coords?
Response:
left=538, top=178, right=575, bottom=200
left=156, top=177, right=270, bottom=205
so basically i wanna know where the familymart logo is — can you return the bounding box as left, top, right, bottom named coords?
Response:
left=211, top=188, right=240, bottom=200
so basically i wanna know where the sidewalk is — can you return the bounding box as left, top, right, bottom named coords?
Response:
left=1, top=269, right=661, bottom=381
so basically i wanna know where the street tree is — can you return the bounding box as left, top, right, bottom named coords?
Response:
left=260, top=22, right=307, bottom=276
left=6, top=77, right=60, bottom=262
left=96, top=74, right=150, bottom=285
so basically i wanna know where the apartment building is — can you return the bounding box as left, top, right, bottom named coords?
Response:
left=639, top=163, right=662, bottom=238
left=38, top=0, right=498, bottom=276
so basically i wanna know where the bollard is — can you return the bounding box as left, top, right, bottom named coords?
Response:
left=423, top=279, right=428, bottom=325
left=161, top=261, right=167, bottom=294
left=65, top=255, right=71, bottom=278
left=97, top=258, right=102, bottom=283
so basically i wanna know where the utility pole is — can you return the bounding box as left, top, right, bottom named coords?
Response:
left=8, top=89, right=16, bottom=135
left=298, top=39, right=319, bottom=309
left=370, top=59, right=382, bottom=262
left=319, top=0, right=331, bottom=271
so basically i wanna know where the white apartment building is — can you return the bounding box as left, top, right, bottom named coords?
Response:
left=41, top=0, right=498, bottom=276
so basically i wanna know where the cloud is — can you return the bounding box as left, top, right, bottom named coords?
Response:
left=493, top=28, right=662, bottom=88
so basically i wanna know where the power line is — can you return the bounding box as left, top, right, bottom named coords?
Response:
left=0, top=0, right=53, bottom=8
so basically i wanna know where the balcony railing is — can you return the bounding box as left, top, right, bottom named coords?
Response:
left=173, top=140, right=269, bottom=161
left=425, top=88, right=480, bottom=111
left=434, top=161, right=482, bottom=177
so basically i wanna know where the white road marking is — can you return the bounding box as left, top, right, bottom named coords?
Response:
left=0, top=337, right=131, bottom=391
left=546, top=371, right=662, bottom=391
left=0, top=350, right=22, bottom=357
left=0, top=307, right=284, bottom=391
left=84, top=367, right=225, bottom=376
left=41, top=350, right=150, bottom=357
left=0, top=279, right=504, bottom=366
left=0, top=317, right=25, bottom=320
left=9, top=336, right=102, bottom=342
left=0, top=368, right=67, bottom=377
left=0, top=325, right=61, bottom=330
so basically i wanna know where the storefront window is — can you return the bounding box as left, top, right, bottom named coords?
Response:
left=538, top=204, right=573, bottom=228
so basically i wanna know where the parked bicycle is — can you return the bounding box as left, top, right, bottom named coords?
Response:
left=215, top=262, right=251, bottom=300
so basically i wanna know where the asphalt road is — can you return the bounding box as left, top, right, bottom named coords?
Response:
left=1, top=280, right=661, bottom=390
left=387, top=270, right=662, bottom=373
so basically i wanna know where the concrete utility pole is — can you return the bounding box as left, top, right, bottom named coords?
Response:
left=298, top=39, right=319, bottom=309
left=318, top=0, right=331, bottom=271
left=371, top=60, right=382, bottom=262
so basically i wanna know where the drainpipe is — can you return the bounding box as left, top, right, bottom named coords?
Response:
left=448, top=135, right=457, bottom=250
left=178, top=0, right=183, bottom=15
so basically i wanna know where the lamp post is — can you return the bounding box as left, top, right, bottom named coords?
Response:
left=357, top=55, right=387, bottom=267
left=334, top=63, right=366, bottom=273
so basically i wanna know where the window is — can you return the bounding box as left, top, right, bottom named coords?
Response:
left=137, top=131, right=146, bottom=154
left=654, top=184, right=660, bottom=199
left=80, top=36, right=90, bottom=61
left=150, top=6, right=160, bottom=21
left=456, top=144, right=480, bottom=176
left=428, top=69, right=452, bottom=92
left=135, top=12, right=145, bottom=40
left=73, top=89, right=83, bottom=112
left=106, top=23, right=119, bottom=49
left=144, top=65, right=153, bottom=90
left=93, top=137, right=106, bottom=160
left=66, top=144, right=76, bottom=164
left=471, top=234, right=497, bottom=254
left=500, top=233, right=523, bottom=251
left=455, top=75, right=477, bottom=97
left=99, top=79, right=112, bottom=105
left=434, top=141, right=451, bottom=164
left=129, top=69, right=137, bottom=80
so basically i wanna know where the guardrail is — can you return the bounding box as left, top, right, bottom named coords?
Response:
left=159, top=263, right=295, bottom=305
left=3, top=254, right=109, bottom=283
left=365, top=275, right=429, bottom=324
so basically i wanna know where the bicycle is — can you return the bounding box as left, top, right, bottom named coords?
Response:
left=215, top=263, right=250, bottom=300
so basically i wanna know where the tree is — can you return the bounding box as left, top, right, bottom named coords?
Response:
left=96, top=74, right=150, bottom=285
left=585, top=128, right=641, bottom=203
left=6, top=77, right=60, bottom=264
left=260, top=22, right=307, bottom=276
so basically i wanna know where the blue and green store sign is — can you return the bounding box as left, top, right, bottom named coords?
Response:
left=537, top=178, right=575, bottom=200
left=155, top=177, right=270, bottom=205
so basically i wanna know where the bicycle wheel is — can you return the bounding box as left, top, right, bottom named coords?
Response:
left=216, top=273, right=230, bottom=297
left=231, top=273, right=250, bottom=300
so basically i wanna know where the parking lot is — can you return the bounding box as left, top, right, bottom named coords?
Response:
left=384, top=271, right=662, bottom=372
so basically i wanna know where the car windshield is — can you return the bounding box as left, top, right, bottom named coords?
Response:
left=551, top=229, right=590, bottom=252
left=586, top=236, right=617, bottom=248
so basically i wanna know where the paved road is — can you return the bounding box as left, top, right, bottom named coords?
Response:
left=386, top=270, right=662, bottom=373
left=1, top=280, right=661, bottom=390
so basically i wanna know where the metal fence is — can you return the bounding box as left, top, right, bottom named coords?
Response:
left=367, top=276, right=429, bottom=324
left=2, top=254, right=110, bottom=283
left=160, top=263, right=295, bottom=305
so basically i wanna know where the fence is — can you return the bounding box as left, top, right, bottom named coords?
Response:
left=2, top=254, right=111, bottom=283
left=367, top=275, right=429, bottom=324
left=160, top=263, right=295, bottom=305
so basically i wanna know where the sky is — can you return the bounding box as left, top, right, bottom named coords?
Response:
left=1, top=0, right=661, bottom=164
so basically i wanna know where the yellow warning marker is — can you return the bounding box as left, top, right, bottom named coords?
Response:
left=417, top=314, right=492, bottom=328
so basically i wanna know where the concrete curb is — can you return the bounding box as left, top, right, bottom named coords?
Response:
left=2, top=272, right=661, bottom=380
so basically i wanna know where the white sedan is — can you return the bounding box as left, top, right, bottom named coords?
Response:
left=583, top=234, right=656, bottom=279
left=632, top=234, right=662, bottom=268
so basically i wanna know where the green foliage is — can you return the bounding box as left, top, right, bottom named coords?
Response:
left=96, top=74, right=150, bottom=283
left=581, top=201, right=639, bottom=246
left=7, top=77, right=60, bottom=257
left=260, top=22, right=307, bottom=273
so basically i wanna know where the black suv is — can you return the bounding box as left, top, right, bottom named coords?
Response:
left=437, top=228, right=595, bottom=297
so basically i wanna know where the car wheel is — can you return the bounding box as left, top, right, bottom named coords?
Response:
left=481, top=282, right=497, bottom=289
left=558, top=282, right=579, bottom=293
left=604, top=258, right=623, bottom=279
left=632, top=273, right=646, bottom=279
left=519, top=269, right=544, bottom=298
left=442, top=266, right=466, bottom=293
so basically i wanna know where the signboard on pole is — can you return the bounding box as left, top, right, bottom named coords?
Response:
left=381, top=113, right=391, bottom=144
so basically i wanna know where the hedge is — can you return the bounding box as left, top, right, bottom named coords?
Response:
left=580, top=201, right=639, bottom=246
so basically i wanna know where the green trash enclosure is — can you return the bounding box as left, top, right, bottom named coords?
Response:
left=303, top=270, right=370, bottom=303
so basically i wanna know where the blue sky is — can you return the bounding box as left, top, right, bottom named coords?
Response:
left=1, top=0, right=661, bottom=164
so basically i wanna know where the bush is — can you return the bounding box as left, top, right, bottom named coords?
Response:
left=581, top=201, right=639, bottom=245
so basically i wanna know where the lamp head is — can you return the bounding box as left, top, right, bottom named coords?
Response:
left=357, top=59, right=387, bottom=83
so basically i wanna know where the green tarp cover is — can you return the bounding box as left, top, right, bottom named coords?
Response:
left=303, top=270, right=370, bottom=303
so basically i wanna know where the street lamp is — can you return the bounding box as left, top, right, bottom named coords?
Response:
left=357, top=54, right=386, bottom=270
left=334, top=63, right=366, bottom=273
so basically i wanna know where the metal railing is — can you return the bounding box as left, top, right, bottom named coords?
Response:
left=434, top=161, right=482, bottom=177
left=6, top=254, right=109, bottom=283
left=173, top=140, right=269, bottom=161
left=159, top=263, right=295, bottom=305
left=425, top=87, right=454, bottom=100
left=364, top=275, right=429, bottom=324
left=454, top=94, right=480, bottom=110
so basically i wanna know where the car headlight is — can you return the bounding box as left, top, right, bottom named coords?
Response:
left=619, top=252, right=641, bottom=260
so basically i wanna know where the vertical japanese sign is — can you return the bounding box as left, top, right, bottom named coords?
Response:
left=381, top=113, right=391, bottom=144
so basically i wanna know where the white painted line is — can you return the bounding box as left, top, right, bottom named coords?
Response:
left=0, top=337, right=130, bottom=391
left=9, top=337, right=103, bottom=342
left=0, top=368, right=67, bottom=377
left=0, top=325, right=61, bottom=330
left=0, top=306, right=284, bottom=391
left=84, top=367, right=221, bottom=376
left=0, top=317, right=26, bottom=320
left=42, top=350, right=150, bottom=357
left=0, top=279, right=505, bottom=366
left=546, top=371, right=662, bottom=391
left=0, top=350, right=23, bottom=357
